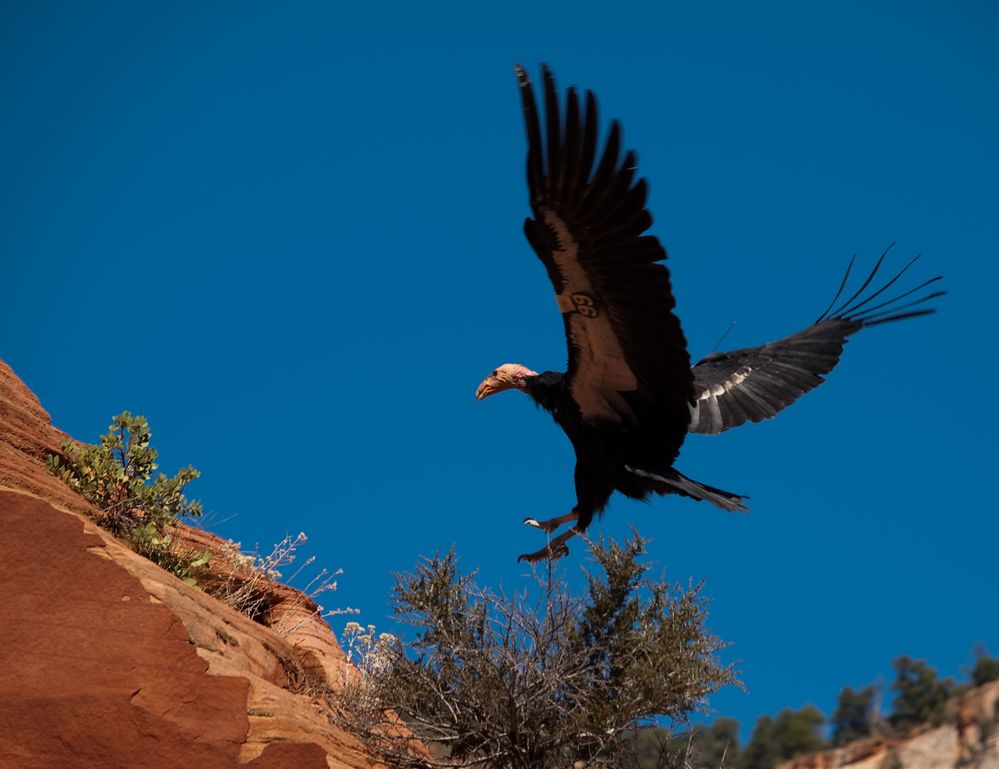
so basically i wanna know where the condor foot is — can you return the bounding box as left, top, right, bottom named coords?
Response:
left=516, top=526, right=579, bottom=563
left=517, top=542, right=570, bottom=563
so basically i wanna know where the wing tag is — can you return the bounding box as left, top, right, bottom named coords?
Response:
left=555, top=292, right=599, bottom=317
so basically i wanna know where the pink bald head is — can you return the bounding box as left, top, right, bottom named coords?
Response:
left=475, top=363, right=538, bottom=400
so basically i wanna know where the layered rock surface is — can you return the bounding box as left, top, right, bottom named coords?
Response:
left=0, top=359, right=380, bottom=769
left=777, top=681, right=999, bottom=769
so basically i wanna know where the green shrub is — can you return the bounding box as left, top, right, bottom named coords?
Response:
left=656, top=717, right=742, bottom=769
left=889, top=656, right=953, bottom=732
left=48, top=411, right=210, bottom=584
left=331, top=535, right=735, bottom=769
left=333, top=533, right=736, bottom=769
left=971, top=653, right=999, bottom=687
left=740, top=706, right=827, bottom=769
left=832, top=685, right=878, bottom=746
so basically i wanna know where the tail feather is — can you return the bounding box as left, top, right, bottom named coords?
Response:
left=625, top=465, right=749, bottom=513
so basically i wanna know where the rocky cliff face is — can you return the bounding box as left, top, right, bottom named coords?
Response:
left=777, top=681, right=999, bottom=769
left=0, top=359, right=381, bottom=769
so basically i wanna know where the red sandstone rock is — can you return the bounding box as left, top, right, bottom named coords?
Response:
left=0, top=358, right=386, bottom=769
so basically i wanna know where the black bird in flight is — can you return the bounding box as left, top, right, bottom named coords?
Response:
left=476, top=64, right=944, bottom=563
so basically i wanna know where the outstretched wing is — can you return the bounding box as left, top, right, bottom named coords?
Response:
left=688, top=252, right=945, bottom=435
left=517, top=64, right=693, bottom=432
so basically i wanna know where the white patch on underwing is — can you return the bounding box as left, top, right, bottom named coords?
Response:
left=698, top=367, right=752, bottom=403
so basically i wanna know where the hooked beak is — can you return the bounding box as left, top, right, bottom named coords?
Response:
left=475, top=376, right=510, bottom=400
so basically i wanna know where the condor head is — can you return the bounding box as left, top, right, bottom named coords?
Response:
left=475, top=363, right=538, bottom=400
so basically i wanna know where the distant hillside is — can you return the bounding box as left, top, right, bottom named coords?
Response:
left=630, top=674, right=999, bottom=769
left=777, top=678, right=999, bottom=769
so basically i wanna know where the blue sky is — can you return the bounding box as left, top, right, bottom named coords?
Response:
left=3, top=1, right=997, bottom=741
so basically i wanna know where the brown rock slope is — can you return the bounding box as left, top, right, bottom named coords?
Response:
left=0, top=358, right=381, bottom=769
left=777, top=680, right=999, bottom=769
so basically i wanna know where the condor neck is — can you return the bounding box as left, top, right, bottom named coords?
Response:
left=524, top=371, right=565, bottom=414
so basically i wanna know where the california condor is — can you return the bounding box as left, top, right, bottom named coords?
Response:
left=476, top=65, right=944, bottom=563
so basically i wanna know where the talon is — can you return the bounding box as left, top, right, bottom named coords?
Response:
left=517, top=543, right=571, bottom=563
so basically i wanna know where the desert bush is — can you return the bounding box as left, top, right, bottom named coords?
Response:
left=209, top=532, right=357, bottom=630
left=682, top=718, right=742, bottom=769
left=331, top=532, right=735, bottom=769
left=48, top=411, right=209, bottom=583
left=630, top=717, right=742, bottom=769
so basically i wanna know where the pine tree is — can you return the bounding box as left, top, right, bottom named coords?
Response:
left=889, top=656, right=952, bottom=732
left=741, top=706, right=826, bottom=769
left=832, top=685, right=876, bottom=745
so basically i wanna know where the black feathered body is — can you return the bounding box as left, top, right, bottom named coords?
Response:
left=525, top=371, right=689, bottom=531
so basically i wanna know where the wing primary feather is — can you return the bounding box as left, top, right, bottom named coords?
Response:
left=516, top=64, right=545, bottom=202
left=585, top=120, right=621, bottom=213
left=543, top=65, right=561, bottom=188
left=858, top=308, right=936, bottom=327
left=816, top=249, right=945, bottom=326
left=836, top=252, right=921, bottom=318
left=563, top=86, right=582, bottom=205
left=848, top=292, right=945, bottom=324
left=816, top=254, right=857, bottom=322
left=588, top=149, right=638, bottom=224
left=827, top=244, right=892, bottom=319
left=845, top=277, right=945, bottom=322
left=580, top=91, right=598, bottom=188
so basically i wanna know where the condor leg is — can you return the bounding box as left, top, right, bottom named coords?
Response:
left=523, top=511, right=578, bottom=533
